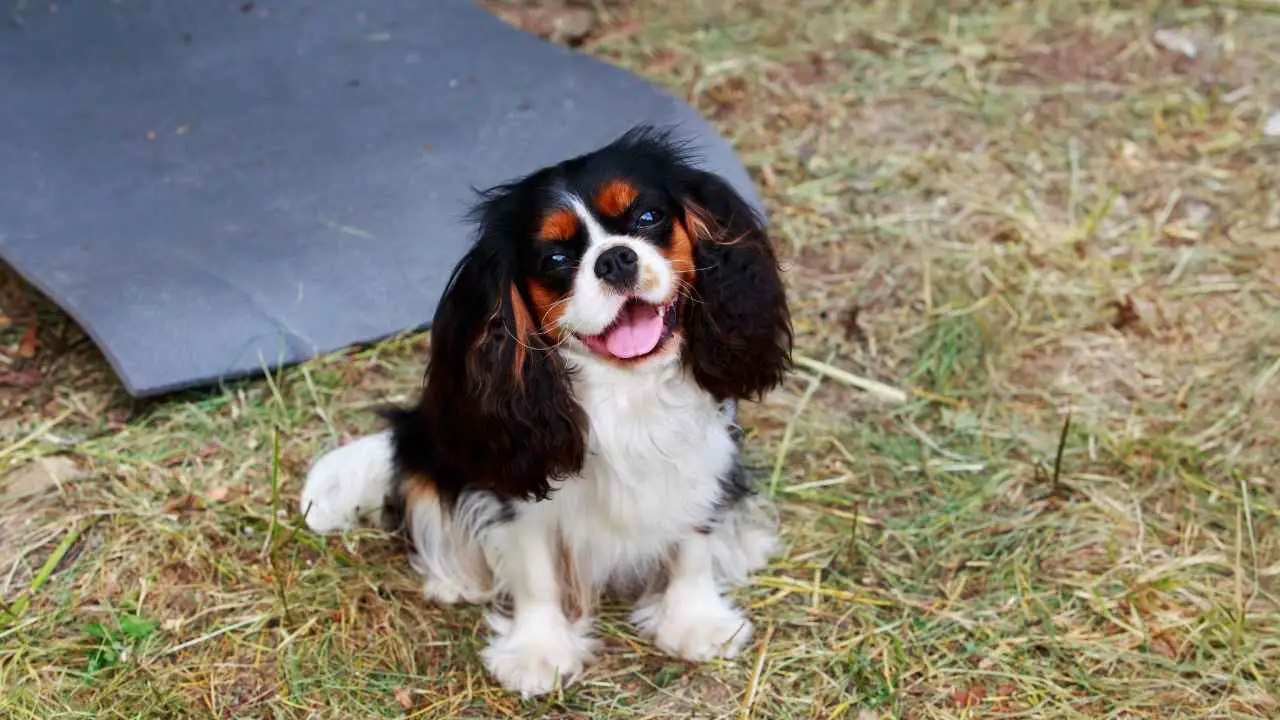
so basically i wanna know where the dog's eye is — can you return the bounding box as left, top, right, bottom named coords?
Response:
left=633, top=208, right=664, bottom=230
left=541, top=253, right=571, bottom=273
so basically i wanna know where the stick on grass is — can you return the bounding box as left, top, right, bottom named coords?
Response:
left=791, top=355, right=908, bottom=404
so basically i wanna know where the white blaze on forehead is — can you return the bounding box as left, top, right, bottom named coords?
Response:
left=554, top=193, right=678, bottom=338
left=564, top=194, right=610, bottom=248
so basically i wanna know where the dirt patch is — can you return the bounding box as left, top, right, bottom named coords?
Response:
left=1004, top=30, right=1183, bottom=86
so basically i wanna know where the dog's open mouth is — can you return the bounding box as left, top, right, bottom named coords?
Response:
left=577, top=298, right=679, bottom=360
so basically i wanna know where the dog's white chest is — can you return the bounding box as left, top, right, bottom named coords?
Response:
left=549, top=361, right=736, bottom=581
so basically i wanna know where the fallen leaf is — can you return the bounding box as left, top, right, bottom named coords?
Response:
left=1151, top=631, right=1181, bottom=660
left=394, top=687, right=413, bottom=710
left=339, top=361, right=366, bottom=385
left=953, top=685, right=986, bottom=707
left=0, top=370, right=42, bottom=387
left=164, top=494, right=201, bottom=514
left=17, top=324, right=38, bottom=358
left=841, top=302, right=866, bottom=344
left=645, top=49, right=679, bottom=75
left=584, top=18, right=641, bottom=49
left=1110, top=295, right=1144, bottom=332
left=105, top=409, right=130, bottom=430
left=205, top=485, right=230, bottom=502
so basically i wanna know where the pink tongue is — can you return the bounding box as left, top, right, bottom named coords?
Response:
left=603, top=303, right=664, bottom=358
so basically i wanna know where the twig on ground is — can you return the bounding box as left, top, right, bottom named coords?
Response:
left=792, top=355, right=908, bottom=404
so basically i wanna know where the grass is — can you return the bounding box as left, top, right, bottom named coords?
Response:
left=3, top=0, right=1279, bottom=717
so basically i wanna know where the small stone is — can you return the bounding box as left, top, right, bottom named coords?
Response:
left=1153, top=29, right=1197, bottom=59
left=550, top=8, right=594, bottom=44
left=1264, top=111, right=1280, bottom=138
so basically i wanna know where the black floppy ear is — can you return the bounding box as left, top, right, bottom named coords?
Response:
left=394, top=201, right=586, bottom=502
left=680, top=171, right=792, bottom=401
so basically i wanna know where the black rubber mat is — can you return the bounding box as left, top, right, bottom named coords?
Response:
left=0, top=0, right=760, bottom=397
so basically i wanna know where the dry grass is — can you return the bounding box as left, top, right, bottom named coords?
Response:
left=3, top=0, right=1280, bottom=717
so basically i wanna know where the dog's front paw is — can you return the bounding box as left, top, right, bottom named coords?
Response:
left=631, top=592, right=752, bottom=662
left=480, top=614, right=596, bottom=697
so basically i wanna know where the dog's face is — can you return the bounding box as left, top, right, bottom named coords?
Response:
left=520, top=161, right=696, bottom=366
left=418, top=127, right=792, bottom=499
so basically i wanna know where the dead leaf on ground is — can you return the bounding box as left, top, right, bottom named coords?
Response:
left=393, top=687, right=414, bottom=710
left=1110, top=295, right=1146, bottom=333
left=17, top=324, right=38, bottom=358
left=164, top=494, right=201, bottom=514
left=841, top=302, right=867, bottom=345
left=0, top=370, right=43, bottom=387
left=953, top=684, right=987, bottom=707
left=583, top=18, right=641, bottom=50
left=645, top=49, right=679, bottom=75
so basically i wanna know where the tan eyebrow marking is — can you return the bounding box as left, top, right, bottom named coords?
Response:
left=538, top=208, right=579, bottom=241
left=593, top=179, right=639, bottom=217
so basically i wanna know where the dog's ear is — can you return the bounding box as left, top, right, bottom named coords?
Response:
left=399, top=191, right=586, bottom=502
left=679, top=171, right=792, bottom=401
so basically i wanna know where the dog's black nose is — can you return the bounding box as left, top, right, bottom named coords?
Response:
left=594, top=245, right=639, bottom=289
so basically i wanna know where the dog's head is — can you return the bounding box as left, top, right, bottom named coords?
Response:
left=419, top=126, right=791, bottom=499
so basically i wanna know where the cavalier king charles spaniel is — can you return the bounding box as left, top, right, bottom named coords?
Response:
left=299, top=126, right=792, bottom=696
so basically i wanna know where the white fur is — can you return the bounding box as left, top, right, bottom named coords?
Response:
left=705, top=492, right=782, bottom=587
left=299, top=433, right=394, bottom=532
left=465, top=358, right=744, bottom=693
left=481, top=610, right=597, bottom=697
left=298, top=195, right=779, bottom=696
left=302, top=356, right=778, bottom=691
left=299, top=358, right=777, bottom=696
left=630, top=533, right=753, bottom=661
left=557, top=194, right=676, bottom=336
left=408, top=490, right=504, bottom=606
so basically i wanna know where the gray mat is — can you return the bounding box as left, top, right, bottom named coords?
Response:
left=0, top=0, right=760, bottom=398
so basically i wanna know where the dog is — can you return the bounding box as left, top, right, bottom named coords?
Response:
left=299, top=126, right=792, bottom=697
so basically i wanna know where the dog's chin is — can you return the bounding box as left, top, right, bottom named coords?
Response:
left=571, top=297, right=680, bottom=364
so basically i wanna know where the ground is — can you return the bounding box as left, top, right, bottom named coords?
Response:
left=2, top=0, right=1279, bottom=718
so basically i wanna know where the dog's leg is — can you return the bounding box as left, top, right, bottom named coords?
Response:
left=631, top=531, right=753, bottom=661
left=705, top=493, right=780, bottom=588
left=480, top=518, right=597, bottom=698
left=404, top=488, right=502, bottom=606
